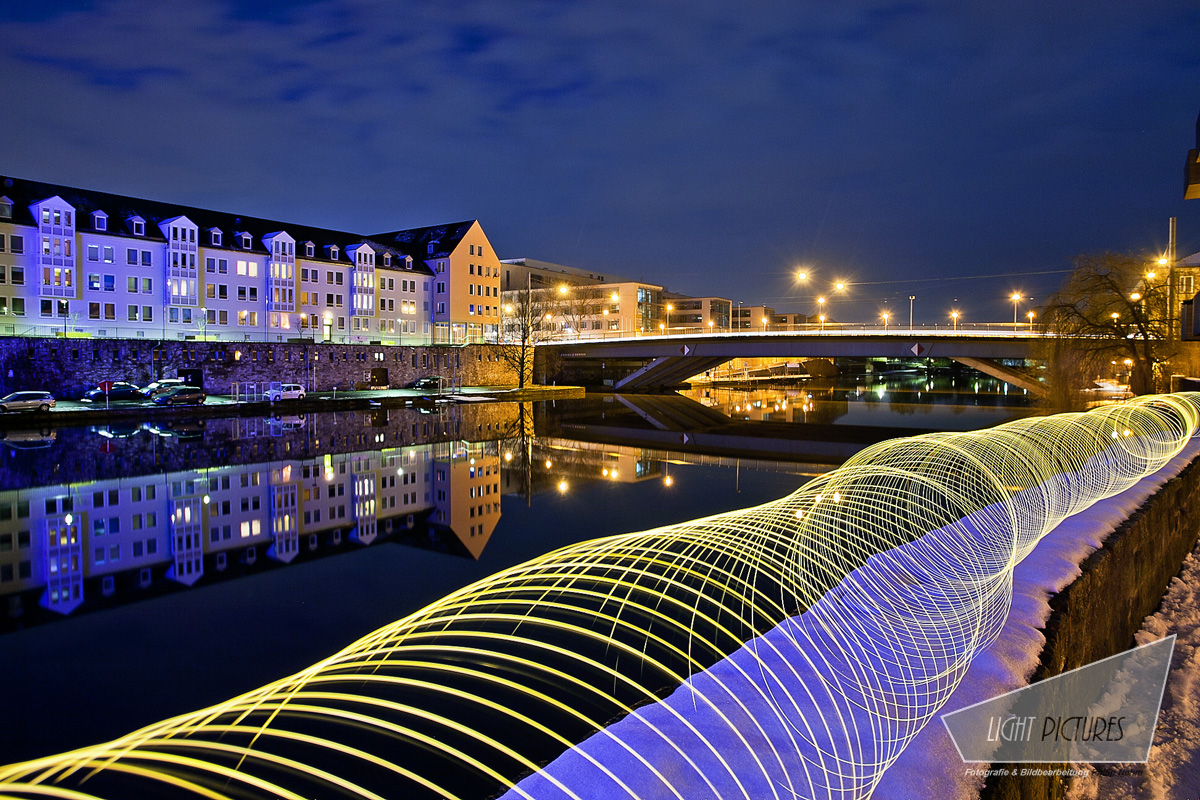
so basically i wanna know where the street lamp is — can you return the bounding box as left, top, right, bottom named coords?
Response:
left=1010, top=293, right=1021, bottom=327
left=1026, top=310, right=1035, bottom=329
left=796, top=270, right=808, bottom=282
left=818, top=313, right=826, bottom=332
left=817, top=296, right=826, bottom=326
left=881, top=311, right=889, bottom=331
left=951, top=310, right=960, bottom=331
left=761, top=316, right=768, bottom=332
left=909, top=296, right=916, bottom=332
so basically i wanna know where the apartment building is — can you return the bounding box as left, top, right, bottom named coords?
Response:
left=0, top=177, right=500, bottom=345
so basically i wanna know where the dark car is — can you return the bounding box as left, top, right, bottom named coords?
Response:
left=82, top=382, right=143, bottom=402
left=139, top=378, right=186, bottom=398
left=152, top=386, right=206, bottom=406
left=408, top=376, right=446, bottom=392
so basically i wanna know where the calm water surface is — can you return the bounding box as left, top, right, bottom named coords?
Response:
left=0, top=380, right=1034, bottom=764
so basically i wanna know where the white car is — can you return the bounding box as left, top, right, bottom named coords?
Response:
left=265, top=383, right=306, bottom=402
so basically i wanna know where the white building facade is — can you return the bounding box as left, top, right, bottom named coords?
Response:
left=0, top=177, right=500, bottom=345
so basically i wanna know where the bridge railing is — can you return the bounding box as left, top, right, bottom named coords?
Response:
left=545, top=321, right=1049, bottom=343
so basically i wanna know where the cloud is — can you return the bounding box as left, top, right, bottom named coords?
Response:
left=1, top=0, right=1199, bottom=317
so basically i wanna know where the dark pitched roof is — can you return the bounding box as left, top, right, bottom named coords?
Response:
left=0, top=175, right=435, bottom=275
left=369, top=220, right=478, bottom=261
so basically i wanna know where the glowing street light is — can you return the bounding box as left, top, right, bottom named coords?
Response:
left=951, top=310, right=960, bottom=331
left=557, top=284, right=569, bottom=295
left=818, top=313, right=826, bottom=332
left=796, top=270, right=809, bottom=282
left=1026, top=310, right=1035, bottom=328
left=881, top=311, right=890, bottom=331
left=835, top=281, right=845, bottom=291
left=761, top=316, right=768, bottom=332
left=1010, top=293, right=1022, bottom=327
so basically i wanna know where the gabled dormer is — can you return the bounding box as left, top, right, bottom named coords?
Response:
left=382, top=252, right=391, bottom=267
left=346, top=243, right=375, bottom=267
left=92, top=210, right=108, bottom=231
left=402, top=255, right=413, bottom=270
left=208, top=228, right=223, bottom=247
left=158, top=215, right=197, bottom=244
left=236, top=231, right=252, bottom=250
left=0, top=197, right=12, bottom=219
left=262, top=231, right=296, bottom=260
left=126, top=215, right=146, bottom=237
left=303, top=241, right=315, bottom=258
left=326, top=244, right=340, bottom=261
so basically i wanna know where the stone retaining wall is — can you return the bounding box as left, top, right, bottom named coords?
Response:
left=0, top=337, right=516, bottom=397
left=982, top=453, right=1200, bottom=800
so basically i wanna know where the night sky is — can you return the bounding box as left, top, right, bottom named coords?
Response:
left=3, top=1, right=1199, bottom=323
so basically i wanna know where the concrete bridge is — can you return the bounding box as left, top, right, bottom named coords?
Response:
left=545, top=329, right=1050, bottom=392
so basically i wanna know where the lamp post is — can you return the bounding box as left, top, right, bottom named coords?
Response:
left=761, top=315, right=768, bottom=332
left=909, top=296, right=915, bottom=332
left=881, top=311, right=889, bottom=332
left=1026, top=310, right=1035, bottom=329
left=1011, top=293, right=1021, bottom=327
left=817, top=296, right=826, bottom=327
left=818, top=313, right=826, bottom=332
left=951, top=310, right=960, bottom=331
left=736, top=300, right=742, bottom=330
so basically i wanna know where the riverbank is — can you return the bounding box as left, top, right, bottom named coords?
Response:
left=0, top=384, right=584, bottom=431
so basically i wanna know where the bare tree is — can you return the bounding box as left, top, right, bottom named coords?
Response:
left=558, top=285, right=605, bottom=339
left=497, top=286, right=555, bottom=388
left=1041, top=252, right=1174, bottom=395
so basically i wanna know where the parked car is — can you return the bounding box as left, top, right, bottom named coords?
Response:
left=407, top=376, right=445, bottom=392
left=82, top=382, right=143, bottom=402
left=152, top=386, right=207, bottom=406
left=0, top=391, right=56, bottom=412
left=265, top=383, right=306, bottom=402
left=139, top=378, right=186, bottom=398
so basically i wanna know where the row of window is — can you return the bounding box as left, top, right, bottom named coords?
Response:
left=0, top=234, right=26, bottom=254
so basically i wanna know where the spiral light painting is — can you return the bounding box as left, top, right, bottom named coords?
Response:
left=2, top=394, right=1197, bottom=800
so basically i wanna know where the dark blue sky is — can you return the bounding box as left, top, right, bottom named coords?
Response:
left=3, top=1, right=1199, bottom=323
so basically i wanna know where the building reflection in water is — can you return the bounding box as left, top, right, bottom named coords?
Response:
left=0, top=439, right=503, bottom=629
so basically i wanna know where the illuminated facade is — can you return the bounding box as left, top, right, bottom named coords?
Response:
left=0, top=177, right=500, bottom=344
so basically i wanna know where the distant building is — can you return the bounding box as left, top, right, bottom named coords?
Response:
left=665, top=295, right=732, bottom=331
left=1185, top=110, right=1200, bottom=200
left=732, top=304, right=775, bottom=330
left=499, top=257, right=638, bottom=292
left=0, top=176, right=501, bottom=344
